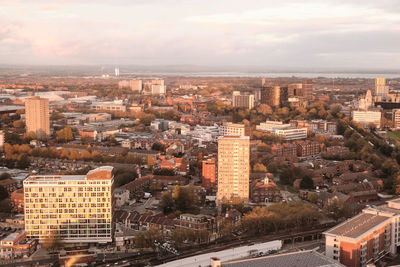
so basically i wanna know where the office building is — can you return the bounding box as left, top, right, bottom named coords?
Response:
left=324, top=198, right=400, bottom=266
left=352, top=110, right=381, bottom=128
left=219, top=122, right=250, bottom=137
left=232, top=91, right=255, bottom=109
left=288, top=83, right=303, bottom=98
left=261, top=86, right=280, bottom=107
left=302, top=78, right=313, bottom=100
left=256, top=121, right=291, bottom=132
left=91, top=100, right=127, bottom=112
left=217, top=136, right=250, bottom=202
left=24, top=166, right=114, bottom=244
left=375, top=77, right=389, bottom=97
left=25, top=96, right=50, bottom=139
left=273, top=127, right=308, bottom=141
left=202, top=157, right=216, bottom=190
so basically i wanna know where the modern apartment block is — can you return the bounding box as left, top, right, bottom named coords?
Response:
left=352, top=110, right=381, bottom=129
left=324, top=198, right=400, bottom=267
left=219, top=122, right=250, bottom=137
left=24, top=166, right=114, bottom=244
left=217, top=136, right=250, bottom=202
left=25, top=96, right=50, bottom=138
left=232, top=91, right=255, bottom=109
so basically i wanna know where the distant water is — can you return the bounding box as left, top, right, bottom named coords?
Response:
left=125, top=71, right=400, bottom=79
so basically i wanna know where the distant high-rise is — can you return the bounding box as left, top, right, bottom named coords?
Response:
left=115, top=67, right=120, bottom=77
left=288, top=83, right=302, bottom=98
left=261, top=86, right=280, bottom=107
left=151, top=79, right=166, bottom=95
left=118, top=79, right=142, bottom=92
left=217, top=136, right=250, bottom=202
left=375, top=77, right=388, bottom=97
left=232, top=91, right=255, bottom=109
left=25, top=96, right=50, bottom=139
left=302, top=78, right=313, bottom=100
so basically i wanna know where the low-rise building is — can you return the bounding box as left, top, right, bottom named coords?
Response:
left=352, top=110, right=381, bottom=128
left=271, top=143, right=297, bottom=159
left=0, top=231, right=37, bottom=260
left=10, top=188, right=24, bottom=212
left=273, top=127, right=308, bottom=141
left=174, top=214, right=216, bottom=233
left=250, top=176, right=281, bottom=203
left=296, top=140, right=322, bottom=157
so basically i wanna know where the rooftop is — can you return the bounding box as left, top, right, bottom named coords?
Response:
left=222, top=250, right=343, bottom=267
left=324, top=213, right=391, bottom=239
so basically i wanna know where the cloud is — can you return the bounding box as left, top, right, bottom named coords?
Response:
left=0, top=0, right=399, bottom=69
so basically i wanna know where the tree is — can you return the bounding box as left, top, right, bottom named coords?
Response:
left=324, top=197, right=352, bottom=220
left=300, top=176, right=314, bottom=189
left=256, top=104, right=273, bottom=116
left=153, top=168, right=175, bottom=176
left=172, top=186, right=198, bottom=213
left=114, top=169, right=138, bottom=187
left=0, top=186, right=8, bottom=201
left=160, top=192, right=175, bottom=214
left=253, top=163, right=267, bottom=173
left=0, top=173, right=11, bottom=181
left=56, top=127, right=74, bottom=143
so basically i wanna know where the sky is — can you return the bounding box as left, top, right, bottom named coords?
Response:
left=0, top=0, right=400, bottom=70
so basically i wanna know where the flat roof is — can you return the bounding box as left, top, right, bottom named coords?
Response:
left=1, top=232, right=21, bottom=242
left=222, top=250, right=343, bottom=267
left=324, top=213, right=391, bottom=239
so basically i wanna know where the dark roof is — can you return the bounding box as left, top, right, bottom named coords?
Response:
left=222, top=250, right=343, bottom=267
left=324, top=213, right=391, bottom=239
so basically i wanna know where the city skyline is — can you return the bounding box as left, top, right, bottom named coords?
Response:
left=1, top=0, right=400, bottom=69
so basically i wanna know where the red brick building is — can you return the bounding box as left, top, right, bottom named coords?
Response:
left=250, top=176, right=281, bottom=203
left=0, top=178, right=18, bottom=194
left=202, top=157, right=216, bottom=190
left=271, top=143, right=297, bottom=159
left=296, top=140, right=323, bottom=157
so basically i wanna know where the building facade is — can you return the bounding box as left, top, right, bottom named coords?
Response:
left=324, top=199, right=400, bottom=267
left=232, top=91, right=255, bottom=109
left=352, top=110, right=381, bottom=129
left=202, top=157, right=217, bottom=190
left=23, top=166, right=114, bottom=244
left=217, top=136, right=250, bottom=202
left=25, top=96, right=50, bottom=138
left=375, top=77, right=388, bottom=98
left=219, top=122, right=249, bottom=137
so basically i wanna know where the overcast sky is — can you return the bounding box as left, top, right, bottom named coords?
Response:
left=1, top=0, right=399, bottom=70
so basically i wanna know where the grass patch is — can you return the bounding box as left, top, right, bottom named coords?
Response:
left=387, top=131, right=400, bottom=142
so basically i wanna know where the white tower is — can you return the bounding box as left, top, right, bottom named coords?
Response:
left=115, top=67, right=120, bottom=77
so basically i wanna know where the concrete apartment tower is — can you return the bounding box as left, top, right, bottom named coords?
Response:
left=217, top=136, right=250, bottom=203
left=25, top=96, right=50, bottom=139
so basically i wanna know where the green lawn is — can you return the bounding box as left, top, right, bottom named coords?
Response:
left=387, top=131, right=400, bottom=142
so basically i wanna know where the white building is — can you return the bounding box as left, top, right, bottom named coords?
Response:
left=352, top=110, right=381, bottom=128
left=256, top=121, right=291, bottom=132
left=24, top=166, right=114, bottom=244
left=273, top=127, right=308, bottom=141
left=219, top=122, right=248, bottom=137
left=91, top=100, right=126, bottom=112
